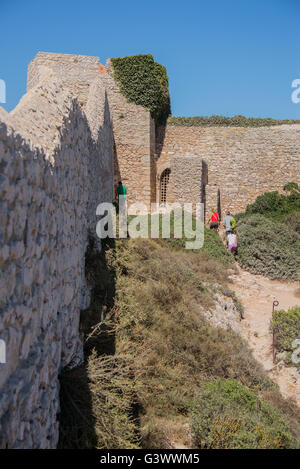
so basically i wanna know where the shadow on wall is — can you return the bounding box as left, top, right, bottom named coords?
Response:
left=93, top=92, right=115, bottom=207
left=113, top=139, right=121, bottom=203
left=217, top=188, right=222, bottom=220
left=58, top=235, right=116, bottom=449
left=56, top=95, right=116, bottom=447
left=44, top=91, right=114, bottom=368
left=155, top=122, right=167, bottom=160
left=201, top=160, right=208, bottom=217
left=0, top=87, right=114, bottom=448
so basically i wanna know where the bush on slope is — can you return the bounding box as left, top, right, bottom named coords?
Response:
left=241, top=186, right=300, bottom=221
left=132, top=212, right=233, bottom=267
left=284, top=212, right=300, bottom=235
left=191, top=379, right=298, bottom=449
left=236, top=214, right=300, bottom=280
left=271, top=307, right=300, bottom=369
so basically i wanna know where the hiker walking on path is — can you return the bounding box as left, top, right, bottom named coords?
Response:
left=223, top=210, right=236, bottom=235
left=208, top=208, right=219, bottom=231
left=227, top=230, right=238, bottom=254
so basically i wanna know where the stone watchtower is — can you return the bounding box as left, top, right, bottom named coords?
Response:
left=27, top=52, right=157, bottom=211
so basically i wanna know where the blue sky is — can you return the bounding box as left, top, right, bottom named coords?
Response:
left=1, top=0, right=300, bottom=118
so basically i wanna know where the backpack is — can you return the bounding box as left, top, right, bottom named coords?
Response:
left=230, top=217, right=236, bottom=229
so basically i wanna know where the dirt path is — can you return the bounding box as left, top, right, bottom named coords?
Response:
left=230, top=265, right=300, bottom=406
left=170, top=265, right=300, bottom=449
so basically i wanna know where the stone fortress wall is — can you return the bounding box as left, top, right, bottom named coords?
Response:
left=156, top=124, right=300, bottom=216
left=1, top=51, right=300, bottom=449
left=0, top=54, right=115, bottom=448
left=0, top=51, right=159, bottom=449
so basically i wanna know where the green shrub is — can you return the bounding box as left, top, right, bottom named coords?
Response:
left=245, top=191, right=285, bottom=216
left=236, top=214, right=300, bottom=280
left=191, top=379, right=298, bottom=449
left=201, top=226, right=234, bottom=266
left=243, top=188, right=300, bottom=221
left=271, top=307, right=300, bottom=368
left=283, top=182, right=300, bottom=193
left=235, top=187, right=300, bottom=279
left=111, top=54, right=171, bottom=123
left=168, top=115, right=300, bottom=127
left=284, top=212, right=300, bottom=234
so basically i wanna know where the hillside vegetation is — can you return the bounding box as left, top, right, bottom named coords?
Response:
left=235, top=184, right=300, bottom=280
left=168, top=115, right=300, bottom=127
left=271, top=307, right=300, bottom=370
left=58, top=224, right=300, bottom=449
left=191, top=379, right=297, bottom=449
left=111, top=54, right=171, bottom=123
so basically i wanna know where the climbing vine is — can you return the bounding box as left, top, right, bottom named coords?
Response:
left=168, top=115, right=300, bottom=127
left=111, top=54, right=171, bottom=123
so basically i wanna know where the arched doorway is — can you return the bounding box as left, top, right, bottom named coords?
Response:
left=160, top=168, right=171, bottom=204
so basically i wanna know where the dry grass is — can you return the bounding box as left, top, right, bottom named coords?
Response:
left=58, top=352, right=139, bottom=449
left=140, top=415, right=192, bottom=449
left=112, top=238, right=279, bottom=447
left=58, top=235, right=300, bottom=449
left=58, top=236, right=140, bottom=449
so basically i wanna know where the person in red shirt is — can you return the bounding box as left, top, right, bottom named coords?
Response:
left=208, top=208, right=219, bottom=231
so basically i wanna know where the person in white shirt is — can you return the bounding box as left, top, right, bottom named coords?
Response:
left=227, top=230, right=237, bottom=253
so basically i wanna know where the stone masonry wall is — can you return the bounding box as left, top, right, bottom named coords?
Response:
left=27, top=52, right=100, bottom=107
left=103, top=59, right=155, bottom=210
left=0, top=58, right=113, bottom=448
left=156, top=124, right=300, bottom=216
left=162, top=156, right=203, bottom=209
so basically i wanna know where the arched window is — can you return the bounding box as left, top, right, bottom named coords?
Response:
left=160, top=168, right=171, bottom=204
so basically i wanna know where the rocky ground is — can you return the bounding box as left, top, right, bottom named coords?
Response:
left=201, top=287, right=242, bottom=332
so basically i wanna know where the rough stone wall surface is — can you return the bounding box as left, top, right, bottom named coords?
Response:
left=102, top=60, right=155, bottom=210
left=156, top=124, right=300, bottom=215
left=0, top=59, right=113, bottom=448
left=27, top=52, right=100, bottom=107
left=166, top=156, right=202, bottom=209
left=205, top=184, right=220, bottom=217
left=28, top=54, right=157, bottom=211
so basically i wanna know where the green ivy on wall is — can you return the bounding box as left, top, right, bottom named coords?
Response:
left=111, top=54, right=171, bottom=123
left=168, top=115, right=300, bottom=127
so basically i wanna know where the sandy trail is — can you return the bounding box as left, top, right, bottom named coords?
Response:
left=230, top=265, right=300, bottom=406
